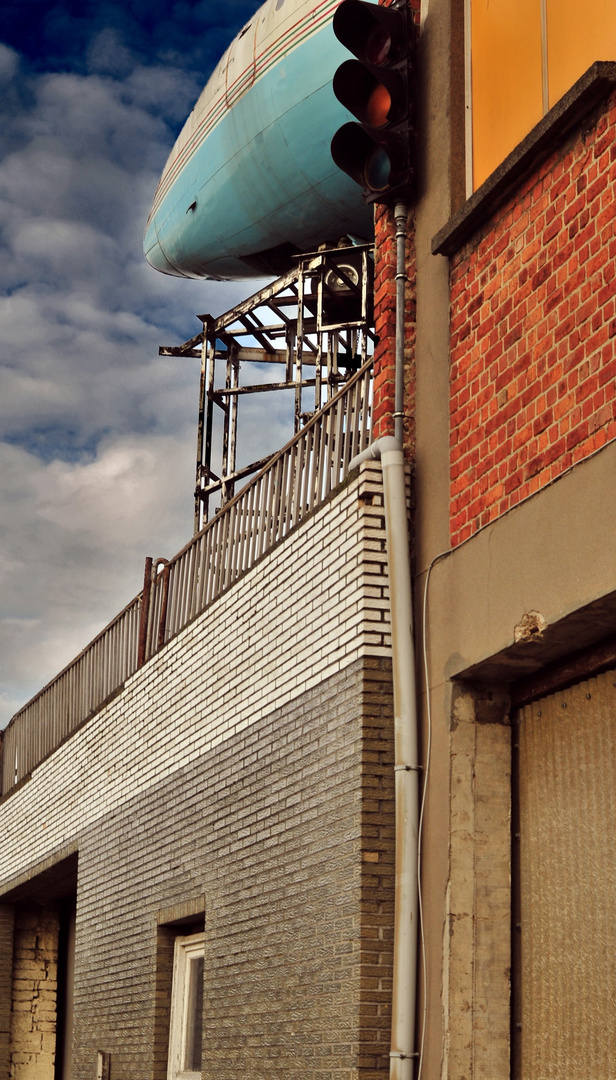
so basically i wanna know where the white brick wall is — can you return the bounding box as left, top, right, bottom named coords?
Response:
left=0, top=464, right=391, bottom=890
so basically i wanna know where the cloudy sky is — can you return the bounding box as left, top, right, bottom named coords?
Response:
left=0, top=0, right=291, bottom=725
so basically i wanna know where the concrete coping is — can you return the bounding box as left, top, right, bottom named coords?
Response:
left=432, top=61, right=616, bottom=258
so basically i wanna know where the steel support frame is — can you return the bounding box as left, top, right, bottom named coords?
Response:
left=160, top=244, right=375, bottom=532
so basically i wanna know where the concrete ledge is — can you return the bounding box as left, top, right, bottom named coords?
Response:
left=0, top=846, right=78, bottom=903
left=423, top=439, right=616, bottom=688
left=432, top=61, right=616, bottom=258
left=157, top=898, right=205, bottom=926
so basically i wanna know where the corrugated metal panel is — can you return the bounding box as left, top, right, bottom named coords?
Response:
left=517, top=670, right=616, bottom=1078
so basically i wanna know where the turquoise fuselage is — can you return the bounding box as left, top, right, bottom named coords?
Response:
left=144, top=6, right=373, bottom=280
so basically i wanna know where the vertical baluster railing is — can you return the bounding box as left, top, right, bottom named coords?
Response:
left=2, top=361, right=372, bottom=796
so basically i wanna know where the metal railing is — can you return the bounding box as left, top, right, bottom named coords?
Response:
left=1, top=360, right=372, bottom=795
left=1, top=595, right=142, bottom=795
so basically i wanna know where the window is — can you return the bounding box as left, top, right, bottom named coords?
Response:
left=467, top=0, right=616, bottom=190
left=167, top=933, right=205, bottom=1080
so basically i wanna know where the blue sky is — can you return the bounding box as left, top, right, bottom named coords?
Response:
left=0, top=0, right=289, bottom=725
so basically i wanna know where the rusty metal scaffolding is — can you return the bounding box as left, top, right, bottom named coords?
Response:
left=160, top=243, right=375, bottom=532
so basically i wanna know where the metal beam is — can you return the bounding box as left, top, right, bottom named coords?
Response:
left=159, top=243, right=375, bottom=531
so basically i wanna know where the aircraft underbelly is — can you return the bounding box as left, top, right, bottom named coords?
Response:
left=144, top=24, right=373, bottom=280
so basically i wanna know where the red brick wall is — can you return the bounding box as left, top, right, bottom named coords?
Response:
left=372, top=204, right=416, bottom=452
left=450, top=92, right=616, bottom=545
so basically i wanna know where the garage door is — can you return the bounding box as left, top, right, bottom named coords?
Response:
left=514, top=669, right=616, bottom=1078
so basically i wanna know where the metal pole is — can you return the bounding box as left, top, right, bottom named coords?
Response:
left=194, top=327, right=208, bottom=533
left=394, top=202, right=409, bottom=444
left=137, top=557, right=153, bottom=668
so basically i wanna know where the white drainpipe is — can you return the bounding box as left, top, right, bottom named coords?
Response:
left=348, top=199, right=418, bottom=1080
left=349, top=435, right=419, bottom=1080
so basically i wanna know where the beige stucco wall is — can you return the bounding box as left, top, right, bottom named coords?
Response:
left=415, top=404, right=616, bottom=1080
left=413, top=2, right=467, bottom=1076
left=445, top=688, right=511, bottom=1080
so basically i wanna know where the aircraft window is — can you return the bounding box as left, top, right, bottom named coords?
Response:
left=276, top=0, right=285, bottom=8
left=239, top=23, right=251, bottom=37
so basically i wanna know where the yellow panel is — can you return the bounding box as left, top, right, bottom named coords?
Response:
left=517, top=671, right=616, bottom=1078
left=547, top=0, right=616, bottom=106
left=471, top=0, right=543, bottom=189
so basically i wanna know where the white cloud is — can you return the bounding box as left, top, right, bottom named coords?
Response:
left=0, top=45, right=280, bottom=727
left=0, top=432, right=195, bottom=722
left=86, top=27, right=136, bottom=78
left=0, top=43, right=18, bottom=84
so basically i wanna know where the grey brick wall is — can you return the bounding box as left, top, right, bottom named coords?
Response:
left=0, top=466, right=397, bottom=1080
left=61, top=657, right=394, bottom=1080
left=359, top=659, right=395, bottom=1078
left=0, top=463, right=391, bottom=893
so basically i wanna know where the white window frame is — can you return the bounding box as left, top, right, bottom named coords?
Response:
left=167, top=932, right=205, bottom=1080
